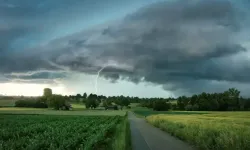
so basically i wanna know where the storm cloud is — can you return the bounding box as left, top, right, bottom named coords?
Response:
left=1, top=0, right=250, bottom=96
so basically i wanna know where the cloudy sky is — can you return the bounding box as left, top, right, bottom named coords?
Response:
left=1, top=0, right=250, bottom=97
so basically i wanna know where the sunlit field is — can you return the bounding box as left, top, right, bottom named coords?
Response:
left=146, top=112, right=250, bottom=150
left=0, top=107, right=126, bottom=116
left=0, top=114, right=130, bottom=150
left=70, top=103, right=86, bottom=110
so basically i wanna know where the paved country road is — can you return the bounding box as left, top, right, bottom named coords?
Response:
left=128, top=112, right=196, bottom=150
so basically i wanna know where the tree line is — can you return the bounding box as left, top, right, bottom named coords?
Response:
left=14, top=87, right=250, bottom=111
left=140, top=88, right=250, bottom=111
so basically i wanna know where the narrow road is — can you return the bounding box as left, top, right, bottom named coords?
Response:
left=128, top=112, right=196, bottom=150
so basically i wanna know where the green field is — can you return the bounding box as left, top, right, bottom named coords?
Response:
left=0, top=114, right=130, bottom=150
left=146, top=111, right=250, bottom=150
left=70, top=103, right=86, bottom=110
left=0, top=107, right=126, bottom=116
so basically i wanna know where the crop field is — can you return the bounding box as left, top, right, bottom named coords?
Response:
left=0, top=114, right=129, bottom=150
left=146, top=112, right=250, bottom=150
left=0, top=107, right=126, bottom=116
left=133, top=109, right=207, bottom=117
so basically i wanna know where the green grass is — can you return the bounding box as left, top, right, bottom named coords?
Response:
left=71, top=103, right=86, bottom=110
left=112, top=113, right=132, bottom=150
left=0, top=114, right=127, bottom=150
left=129, top=103, right=140, bottom=108
left=146, top=112, right=250, bottom=150
left=0, top=107, right=126, bottom=116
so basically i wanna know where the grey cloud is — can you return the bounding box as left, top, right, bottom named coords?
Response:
left=80, top=0, right=250, bottom=95
left=6, top=71, right=67, bottom=80
left=1, top=0, right=250, bottom=96
left=1, top=71, right=66, bottom=84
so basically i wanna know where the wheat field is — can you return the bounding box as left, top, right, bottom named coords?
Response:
left=146, top=112, right=250, bottom=150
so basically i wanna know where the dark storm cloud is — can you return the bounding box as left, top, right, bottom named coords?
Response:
left=1, top=0, right=250, bottom=95
left=79, top=0, right=250, bottom=95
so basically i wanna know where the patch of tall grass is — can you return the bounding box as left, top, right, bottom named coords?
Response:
left=112, top=113, right=132, bottom=150
left=146, top=112, right=250, bottom=150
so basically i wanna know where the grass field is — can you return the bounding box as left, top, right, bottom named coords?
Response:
left=0, top=114, right=131, bottom=150
left=0, top=107, right=126, bottom=116
left=146, top=111, right=250, bottom=150
left=70, top=103, right=86, bottom=110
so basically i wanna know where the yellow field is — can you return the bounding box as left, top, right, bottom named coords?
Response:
left=146, top=112, right=250, bottom=150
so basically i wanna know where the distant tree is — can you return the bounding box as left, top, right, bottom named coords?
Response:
left=85, top=93, right=99, bottom=109
left=15, top=99, right=48, bottom=108
left=171, top=103, right=178, bottom=110
left=121, top=99, right=130, bottom=107
left=85, top=99, right=99, bottom=109
left=185, top=104, right=193, bottom=111
left=76, top=94, right=81, bottom=103
left=48, top=95, right=67, bottom=110
left=43, top=88, right=52, bottom=97
left=83, top=93, right=87, bottom=99
left=153, top=101, right=171, bottom=111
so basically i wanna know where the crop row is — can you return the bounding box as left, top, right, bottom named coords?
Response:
left=0, top=115, right=122, bottom=150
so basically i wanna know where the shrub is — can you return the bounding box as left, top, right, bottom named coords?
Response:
left=153, top=101, right=171, bottom=111
left=185, top=104, right=193, bottom=111
left=15, top=99, right=48, bottom=108
left=126, top=106, right=131, bottom=109
left=114, top=105, right=118, bottom=110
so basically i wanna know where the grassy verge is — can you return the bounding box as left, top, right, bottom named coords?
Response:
left=112, top=112, right=132, bottom=150
left=146, top=112, right=250, bottom=150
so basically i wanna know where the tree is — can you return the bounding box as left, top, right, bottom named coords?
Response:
left=121, top=99, right=130, bottom=107
left=43, top=88, right=52, bottom=97
left=83, top=93, right=87, bottom=99
left=153, top=100, right=171, bottom=111
left=76, top=94, right=81, bottom=103
left=85, top=93, right=99, bottom=109
left=85, top=99, right=99, bottom=109
left=48, top=95, right=66, bottom=110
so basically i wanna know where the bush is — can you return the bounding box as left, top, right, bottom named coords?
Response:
left=126, top=106, right=131, bottom=109
left=114, top=105, right=118, bottom=110
left=15, top=99, right=48, bottom=108
left=171, top=104, right=178, bottom=110
left=153, top=101, right=171, bottom=111
left=192, top=104, right=199, bottom=111
left=48, top=95, right=68, bottom=110
left=185, top=104, right=193, bottom=111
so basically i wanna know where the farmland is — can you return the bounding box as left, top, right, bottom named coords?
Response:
left=0, top=107, right=126, bottom=116
left=146, top=112, right=250, bottom=150
left=0, top=114, right=130, bottom=150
